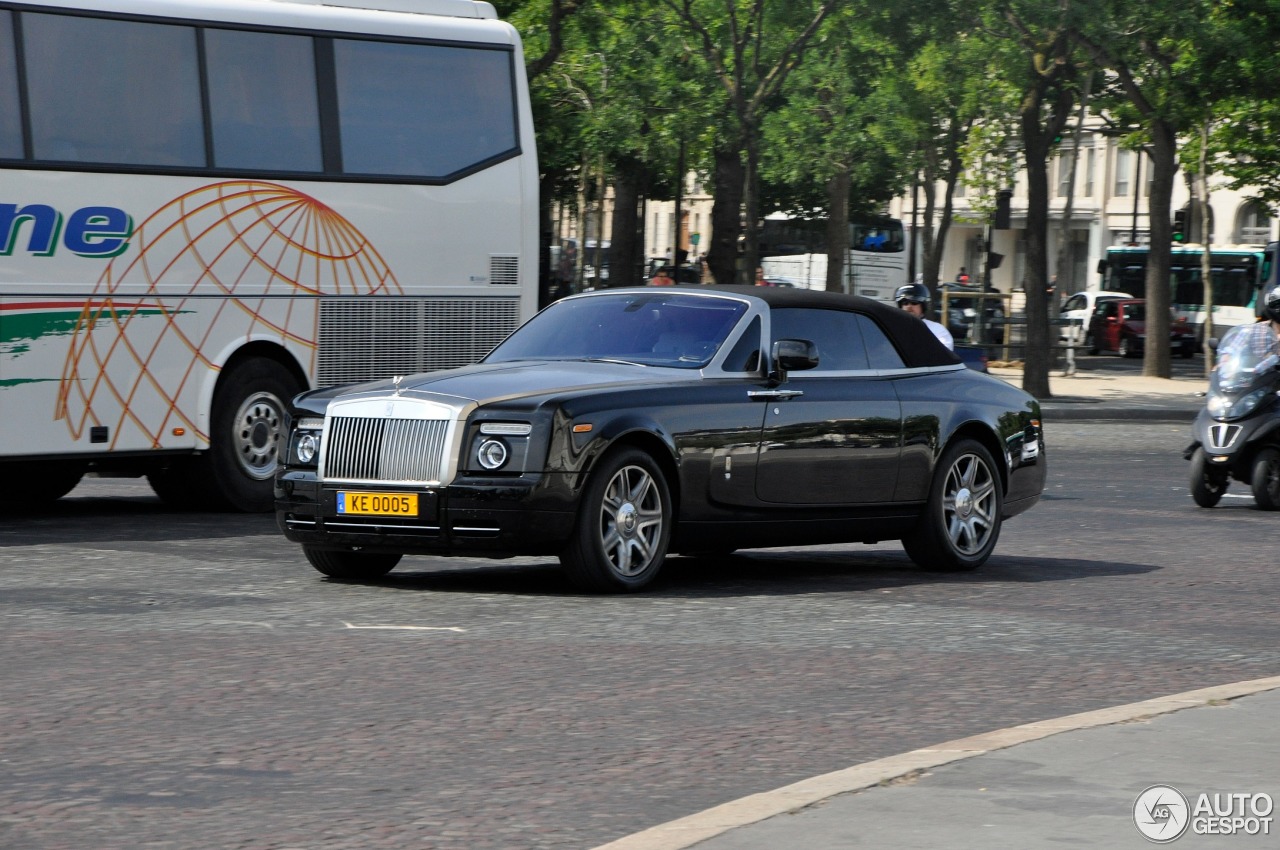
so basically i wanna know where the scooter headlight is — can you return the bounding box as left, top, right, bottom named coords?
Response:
left=1210, top=388, right=1270, bottom=421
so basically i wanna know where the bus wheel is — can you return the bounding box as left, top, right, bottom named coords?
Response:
left=0, top=461, right=85, bottom=507
left=206, top=359, right=301, bottom=512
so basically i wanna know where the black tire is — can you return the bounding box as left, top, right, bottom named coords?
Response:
left=559, top=447, right=672, bottom=592
left=204, top=359, right=301, bottom=512
left=1189, top=447, right=1228, bottom=508
left=1180, top=343, right=1196, bottom=359
left=1118, top=336, right=1134, bottom=358
left=1086, top=332, right=1099, bottom=356
left=0, top=461, right=85, bottom=507
left=147, top=459, right=208, bottom=509
left=1251, top=447, right=1280, bottom=511
left=903, top=438, right=1003, bottom=572
left=304, top=546, right=402, bottom=580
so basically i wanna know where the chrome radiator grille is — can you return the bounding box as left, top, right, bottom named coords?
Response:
left=323, top=416, right=452, bottom=484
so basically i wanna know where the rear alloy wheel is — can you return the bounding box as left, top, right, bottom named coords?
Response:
left=304, top=546, right=402, bottom=581
left=903, top=438, right=1003, bottom=571
left=1251, top=447, right=1280, bottom=510
left=1189, top=447, right=1228, bottom=508
left=560, top=447, right=671, bottom=592
left=1118, top=336, right=1135, bottom=358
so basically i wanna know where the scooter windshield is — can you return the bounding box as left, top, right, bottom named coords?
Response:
left=1214, top=324, right=1280, bottom=395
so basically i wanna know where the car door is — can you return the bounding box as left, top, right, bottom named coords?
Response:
left=753, top=307, right=903, bottom=505
left=1096, top=300, right=1122, bottom=351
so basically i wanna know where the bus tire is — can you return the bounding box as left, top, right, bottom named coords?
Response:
left=205, top=358, right=301, bottom=512
left=0, top=461, right=85, bottom=507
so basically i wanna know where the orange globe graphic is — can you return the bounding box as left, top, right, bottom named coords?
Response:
left=55, top=180, right=400, bottom=447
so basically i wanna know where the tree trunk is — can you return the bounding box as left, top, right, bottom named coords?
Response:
left=1143, top=121, right=1178, bottom=379
left=1197, top=122, right=1215, bottom=376
left=826, top=167, right=851, bottom=292
left=538, top=172, right=556, bottom=309
left=741, top=123, right=762, bottom=287
left=1022, top=143, right=1053, bottom=399
left=707, top=144, right=744, bottom=285
left=609, top=167, right=644, bottom=289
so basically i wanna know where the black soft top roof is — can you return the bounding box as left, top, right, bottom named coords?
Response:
left=692, top=285, right=961, bottom=369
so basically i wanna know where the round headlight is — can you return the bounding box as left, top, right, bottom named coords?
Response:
left=477, top=438, right=508, bottom=470
left=296, top=432, right=319, bottom=464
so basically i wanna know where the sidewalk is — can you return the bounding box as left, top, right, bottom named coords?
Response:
left=988, top=364, right=1207, bottom=422
left=590, top=364, right=1264, bottom=850
left=595, top=678, right=1280, bottom=850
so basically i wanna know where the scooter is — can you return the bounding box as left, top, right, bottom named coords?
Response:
left=1185, top=329, right=1280, bottom=509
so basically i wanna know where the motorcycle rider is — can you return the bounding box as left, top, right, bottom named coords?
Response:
left=895, top=281, right=955, bottom=350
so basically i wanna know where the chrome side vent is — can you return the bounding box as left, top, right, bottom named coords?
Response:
left=489, top=255, right=519, bottom=286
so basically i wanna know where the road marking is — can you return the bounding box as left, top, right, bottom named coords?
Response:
left=342, top=622, right=465, bottom=632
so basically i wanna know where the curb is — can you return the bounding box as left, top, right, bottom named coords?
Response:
left=1038, top=405, right=1199, bottom=423
left=589, top=676, right=1280, bottom=850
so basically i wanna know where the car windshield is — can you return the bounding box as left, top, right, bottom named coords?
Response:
left=485, top=291, right=749, bottom=369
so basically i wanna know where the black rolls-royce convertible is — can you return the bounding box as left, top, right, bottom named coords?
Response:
left=275, top=286, right=1045, bottom=592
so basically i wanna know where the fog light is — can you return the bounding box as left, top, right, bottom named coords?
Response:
left=297, top=432, right=319, bottom=464
left=477, top=439, right=508, bottom=470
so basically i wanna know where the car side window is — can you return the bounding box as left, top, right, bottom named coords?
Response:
left=720, top=315, right=761, bottom=372
left=769, top=308, right=870, bottom=372
left=855, top=314, right=906, bottom=370
left=1063, top=294, right=1085, bottom=312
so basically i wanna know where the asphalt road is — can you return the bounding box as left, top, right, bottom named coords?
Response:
left=2, top=420, right=1277, bottom=850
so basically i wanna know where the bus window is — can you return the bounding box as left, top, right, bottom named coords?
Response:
left=334, top=40, right=517, bottom=178
left=206, top=29, right=323, bottom=172
left=0, top=12, right=19, bottom=158
left=24, top=14, right=204, bottom=166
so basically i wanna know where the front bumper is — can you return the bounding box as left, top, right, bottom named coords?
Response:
left=275, top=471, right=578, bottom=557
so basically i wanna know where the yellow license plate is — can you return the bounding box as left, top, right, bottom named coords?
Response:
left=337, top=491, right=418, bottom=517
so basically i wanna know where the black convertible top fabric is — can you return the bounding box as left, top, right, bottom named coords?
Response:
left=694, top=285, right=962, bottom=369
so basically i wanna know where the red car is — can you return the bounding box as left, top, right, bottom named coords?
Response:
left=1087, top=298, right=1197, bottom=358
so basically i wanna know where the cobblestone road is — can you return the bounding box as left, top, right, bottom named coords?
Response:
left=2, top=421, right=1276, bottom=850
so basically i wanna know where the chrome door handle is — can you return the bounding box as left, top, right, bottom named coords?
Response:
left=748, top=389, right=804, bottom=400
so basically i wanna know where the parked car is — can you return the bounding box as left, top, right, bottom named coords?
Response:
left=939, top=282, right=1005, bottom=345
left=1087, top=298, right=1196, bottom=358
left=275, top=286, right=1046, bottom=592
left=1059, top=290, right=1129, bottom=342
left=955, top=343, right=990, bottom=373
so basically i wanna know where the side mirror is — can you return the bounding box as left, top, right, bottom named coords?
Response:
left=769, top=338, right=819, bottom=384
left=1208, top=337, right=1219, bottom=352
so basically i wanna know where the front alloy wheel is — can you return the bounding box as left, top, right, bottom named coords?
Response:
left=903, top=438, right=1003, bottom=571
left=560, top=447, right=671, bottom=592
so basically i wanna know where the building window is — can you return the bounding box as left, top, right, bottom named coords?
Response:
left=1084, top=148, right=1095, bottom=197
left=1238, top=200, right=1273, bottom=244
left=1057, top=152, right=1073, bottom=197
left=1114, top=148, right=1131, bottom=196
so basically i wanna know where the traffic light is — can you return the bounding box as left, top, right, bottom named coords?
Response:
left=994, top=189, right=1012, bottom=230
left=1172, top=209, right=1188, bottom=242
left=988, top=252, right=1005, bottom=270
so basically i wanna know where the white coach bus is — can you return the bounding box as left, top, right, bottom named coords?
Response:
left=0, top=0, right=538, bottom=510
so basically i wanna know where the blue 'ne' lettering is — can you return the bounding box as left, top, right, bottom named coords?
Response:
left=0, top=203, right=133, bottom=258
